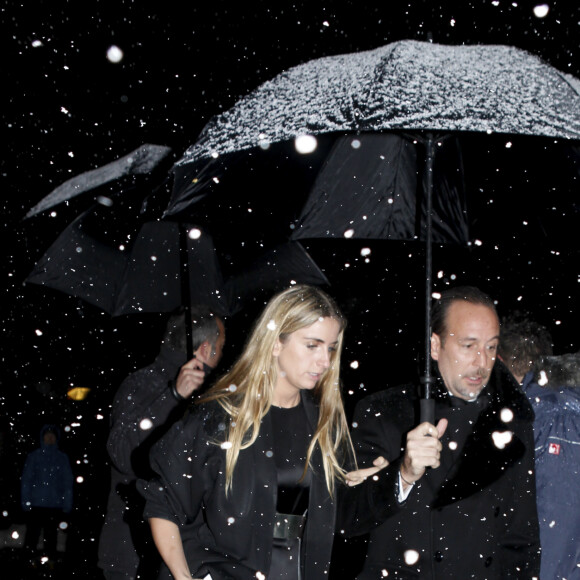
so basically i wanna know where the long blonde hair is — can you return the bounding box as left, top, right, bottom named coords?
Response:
left=200, top=284, right=354, bottom=496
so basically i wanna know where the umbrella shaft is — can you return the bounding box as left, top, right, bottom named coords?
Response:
left=423, top=135, right=435, bottom=390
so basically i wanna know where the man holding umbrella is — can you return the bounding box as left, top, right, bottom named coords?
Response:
left=98, top=306, right=225, bottom=580
left=348, top=286, right=540, bottom=579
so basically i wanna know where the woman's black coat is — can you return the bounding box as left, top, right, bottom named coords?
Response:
left=139, top=390, right=341, bottom=580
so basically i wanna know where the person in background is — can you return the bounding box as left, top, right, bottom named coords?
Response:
left=499, top=315, right=580, bottom=579
left=348, top=286, right=540, bottom=579
left=497, top=312, right=553, bottom=383
left=98, top=306, right=226, bottom=580
left=21, top=424, right=73, bottom=565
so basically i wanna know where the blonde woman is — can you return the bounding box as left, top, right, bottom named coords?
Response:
left=139, top=285, right=387, bottom=580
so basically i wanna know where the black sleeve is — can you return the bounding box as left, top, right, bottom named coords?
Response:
left=107, top=370, right=181, bottom=476
left=335, top=393, right=410, bottom=536
left=137, top=410, right=220, bottom=527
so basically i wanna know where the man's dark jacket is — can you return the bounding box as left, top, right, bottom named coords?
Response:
left=98, top=346, right=187, bottom=578
left=349, top=360, right=541, bottom=579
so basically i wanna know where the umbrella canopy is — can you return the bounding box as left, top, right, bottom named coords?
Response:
left=26, top=144, right=173, bottom=218
left=289, top=132, right=469, bottom=244
left=26, top=203, right=328, bottom=318
left=26, top=206, right=224, bottom=315
left=25, top=146, right=330, bottom=357
left=167, top=39, right=580, bottom=215
left=163, top=39, right=580, bottom=422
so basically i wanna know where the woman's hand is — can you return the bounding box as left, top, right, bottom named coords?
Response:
left=345, top=456, right=389, bottom=486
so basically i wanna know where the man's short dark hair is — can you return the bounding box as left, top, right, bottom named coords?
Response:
left=162, top=306, right=222, bottom=354
left=498, top=312, right=553, bottom=379
left=431, top=286, right=497, bottom=343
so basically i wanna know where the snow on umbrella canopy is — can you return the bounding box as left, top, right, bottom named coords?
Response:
left=167, top=39, right=580, bottom=215
left=26, top=144, right=173, bottom=219
left=164, top=39, right=580, bottom=420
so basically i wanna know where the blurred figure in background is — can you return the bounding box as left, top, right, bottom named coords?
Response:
left=499, top=315, right=580, bottom=579
left=497, top=312, right=553, bottom=383
left=98, top=306, right=225, bottom=580
left=20, top=424, right=73, bottom=565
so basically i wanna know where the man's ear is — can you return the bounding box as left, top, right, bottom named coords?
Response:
left=195, top=340, right=211, bottom=363
left=431, top=333, right=441, bottom=361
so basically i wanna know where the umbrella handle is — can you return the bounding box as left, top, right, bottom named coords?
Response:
left=419, top=398, right=435, bottom=425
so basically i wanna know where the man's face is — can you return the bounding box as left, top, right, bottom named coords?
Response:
left=431, top=301, right=500, bottom=400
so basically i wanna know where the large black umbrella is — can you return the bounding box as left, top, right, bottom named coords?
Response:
left=25, top=148, right=329, bottom=358
left=163, top=39, right=580, bottom=421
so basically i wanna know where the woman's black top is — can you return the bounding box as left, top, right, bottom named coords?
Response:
left=270, top=401, right=312, bottom=515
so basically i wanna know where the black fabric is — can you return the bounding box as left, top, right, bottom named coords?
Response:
left=349, top=361, right=540, bottom=579
left=98, top=345, right=187, bottom=579
left=270, top=536, right=302, bottom=580
left=139, top=390, right=338, bottom=580
left=269, top=402, right=312, bottom=580
left=271, top=402, right=312, bottom=515
left=26, top=213, right=228, bottom=317
left=291, top=134, right=469, bottom=245
left=136, top=387, right=413, bottom=579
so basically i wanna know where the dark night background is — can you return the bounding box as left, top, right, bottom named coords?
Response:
left=2, top=0, right=579, bottom=576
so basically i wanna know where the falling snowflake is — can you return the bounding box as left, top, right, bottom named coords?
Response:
left=107, top=45, right=124, bottom=63
left=500, top=408, right=514, bottom=423
left=294, top=135, right=317, bottom=154
left=404, top=549, right=420, bottom=565
left=538, top=370, right=549, bottom=386
left=491, top=431, right=513, bottom=449
left=533, top=4, right=550, bottom=18
left=139, top=418, right=153, bottom=431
